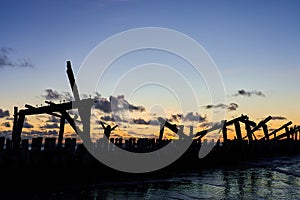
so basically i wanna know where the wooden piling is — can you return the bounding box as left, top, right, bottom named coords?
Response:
left=58, top=115, right=66, bottom=148
left=234, top=121, right=243, bottom=141
left=0, top=137, right=5, bottom=150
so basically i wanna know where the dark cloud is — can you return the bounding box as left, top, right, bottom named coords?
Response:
left=183, top=112, right=206, bottom=122
left=0, top=109, right=10, bottom=118
left=227, top=103, right=239, bottom=111
left=132, top=118, right=149, bottom=125
left=46, top=116, right=60, bottom=123
left=1, top=122, right=10, bottom=128
left=99, top=115, right=128, bottom=123
left=204, top=103, right=238, bottom=111
left=41, top=89, right=73, bottom=101
left=94, top=94, right=145, bottom=113
left=0, top=47, right=34, bottom=68
left=199, top=121, right=221, bottom=129
left=44, top=130, right=58, bottom=135
left=23, top=121, right=34, bottom=128
left=234, top=89, right=265, bottom=97
left=40, top=123, right=59, bottom=129
left=271, top=116, right=287, bottom=120
left=168, top=112, right=206, bottom=123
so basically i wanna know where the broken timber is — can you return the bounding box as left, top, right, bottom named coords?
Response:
left=11, top=61, right=95, bottom=150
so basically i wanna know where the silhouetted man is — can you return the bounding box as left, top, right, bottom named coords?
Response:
left=100, top=121, right=118, bottom=139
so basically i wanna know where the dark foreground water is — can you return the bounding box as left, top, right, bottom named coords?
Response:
left=31, top=155, right=300, bottom=199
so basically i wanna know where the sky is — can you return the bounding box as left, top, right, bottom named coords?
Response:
left=1, top=0, right=300, bottom=140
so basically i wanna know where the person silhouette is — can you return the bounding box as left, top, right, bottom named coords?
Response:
left=100, top=121, right=118, bottom=140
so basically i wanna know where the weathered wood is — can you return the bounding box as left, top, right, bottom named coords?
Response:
left=260, top=121, right=292, bottom=140
left=262, top=124, right=269, bottom=140
left=158, top=124, right=164, bottom=141
left=234, top=121, right=243, bottom=141
left=222, top=125, right=228, bottom=142
left=58, top=115, right=66, bottom=148
left=0, top=137, right=5, bottom=150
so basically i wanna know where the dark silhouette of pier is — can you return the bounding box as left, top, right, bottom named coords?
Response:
left=1, top=61, right=300, bottom=194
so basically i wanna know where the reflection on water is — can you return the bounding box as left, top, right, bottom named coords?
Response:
left=42, top=155, right=300, bottom=199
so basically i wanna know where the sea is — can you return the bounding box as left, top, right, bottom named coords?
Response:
left=27, top=155, right=300, bottom=199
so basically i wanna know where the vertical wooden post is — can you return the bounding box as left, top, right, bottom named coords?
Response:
left=13, top=112, right=25, bottom=150
left=234, top=121, right=243, bottom=141
left=6, top=139, right=12, bottom=151
left=189, top=126, right=193, bottom=137
left=245, top=121, right=253, bottom=143
left=178, top=125, right=184, bottom=140
left=58, top=115, right=66, bottom=148
left=0, top=137, right=5, bottom=150
left=285, top=127, right=290, bottom=139
left=222, top=126, right=228, bottom=143
left=159, top=124, right=164, bottom=141
left=12, top=106, right=18, bottom=145
left=262, top=124, right=269, bottom=140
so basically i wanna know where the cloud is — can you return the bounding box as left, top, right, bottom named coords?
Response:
left=46, top=116, right=60, bottom=123
left=41, top=89, right=73, bottom=101
left=0, top=109, right=10, bottom=118
left=1, top=122, right=10, bottom=128
left=234, top=89, right=265, bottom=97
left=271, top=116, right=287, bottom=120
left=227, top=103, right=239, bottom=111
left=130, top=118, right=159, bottom=125
left=168, top=112, right=206, bottom=123
left=0, top=47, right=34, bottom=68
left=199, top=121, right=222, bottom=129
left=184, top=112, right=206, bottom=122
left=99, top=114, right=128, bottom=123
left=23, top=121, right=34, bottom=128
left=204, top=103, right=239, bottom=111
left=40, top=123, right=59, bottom=129
left=94, top=94, right=145, bottom=113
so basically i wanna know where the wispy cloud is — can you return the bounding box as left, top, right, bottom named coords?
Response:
left=23, top=121, right=34, bottom=128
left=168, top=112, right=206, bottom=123
left=40, top=123, right=59, bottom=129
left=94, top=93, right=145, bottom=113
left=203, top=103, right=239, bottom=111
left=0, top=47, right=34, bottom=68
left=271, top=116, right=287, bottom=120
left=46, top=116, right=60, bottom=123
left=234, top=89, right=265, bottom=97
left=41, top=89, right=73, bottom=101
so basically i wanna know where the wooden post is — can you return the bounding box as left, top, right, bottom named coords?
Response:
left=65, top=138, right=71, bottom=151
left=0, top=137, right=5, bottom=150
left=58, top=115, right=66, bottom=148
left=222, top=126, right=228, bottom=143
left=13, top=113, right=25, bottom=150
left=178, top=125, right=184, bottom=140
left=234, top=121, right=243, bottom=141
left=44, top=138, right=51, bottom=151
left=6, top=138, right=12, bottom=151
left=245, top=121, right=253, bottom=143
left=285, top=127, right=290, bottom=139
left=189, top=126, right=193, bottom=137
left=262, top=124, right=269, bottom=140
left=11, top=106, right=18, bottom=147
left=159, top=124, right=164, bottom=141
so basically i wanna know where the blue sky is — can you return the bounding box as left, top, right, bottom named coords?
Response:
left=1, top=0, right=300, bottom=137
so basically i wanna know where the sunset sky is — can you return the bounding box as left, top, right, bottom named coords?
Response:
left=1, top=0, right=300, bottom=140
